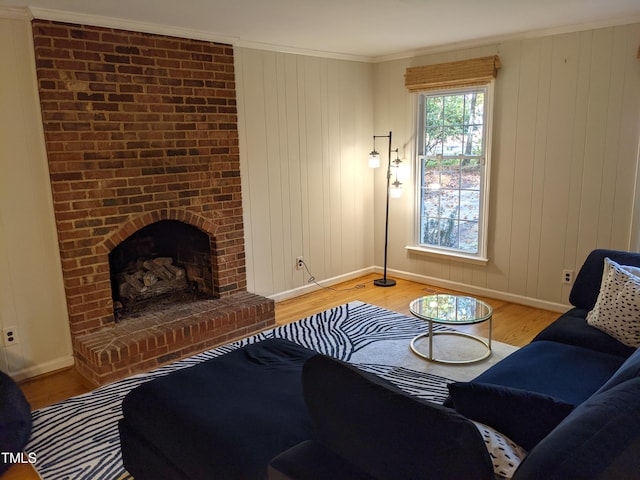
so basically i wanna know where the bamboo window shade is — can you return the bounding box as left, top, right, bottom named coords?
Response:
left=405, top=55, right=501, bottom=92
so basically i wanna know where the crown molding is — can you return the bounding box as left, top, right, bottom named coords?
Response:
left=28, top=7, right=239, bottom=45
left=374, top=14, right=640, bottom=63
left=235, top=39, right=372, bottom=63
left=27, top=6, right=371, bottom=62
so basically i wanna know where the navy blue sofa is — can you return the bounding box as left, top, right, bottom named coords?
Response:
left=119, top=249, right=640, bottom=479
left=0, top=370, right=32, bottom=475
left=269, top=249, right=640, bottom=479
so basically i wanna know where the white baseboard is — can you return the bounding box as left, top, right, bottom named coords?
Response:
left=271, top=265, right=569, bottom=313
left=9, top=355, right=75, bottom=383
left=270, top=267, right=376, bottom=303
left=384, top=267, right=570, bottom=313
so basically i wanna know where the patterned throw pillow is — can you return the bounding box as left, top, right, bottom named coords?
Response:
left=586, top=258, right=640, bottom=348
left=472, top=421, right=527, bottom=479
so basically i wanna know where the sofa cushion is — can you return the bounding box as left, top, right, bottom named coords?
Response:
left=448, top=382, right=573, bottom=451
left=120, top=338, right=316, bottom=480
left=468, top=340, right=626, bottom=406
left=570, top=249, right=640, bottom=310
left=596, top=346, right=640, bottom=393
left=512, top=377, right=640, bottom=480
left=532, top=308, right=636, bottom=358
left=302, top=354, right=494, bottom=480
left=586, top=258, right=640, bottom=348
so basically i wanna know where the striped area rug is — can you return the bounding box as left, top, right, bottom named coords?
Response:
left=26, top=301, right=457, bottom=480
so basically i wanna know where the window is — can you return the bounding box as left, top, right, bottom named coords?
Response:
left=415, top=85, right=493, bottom=261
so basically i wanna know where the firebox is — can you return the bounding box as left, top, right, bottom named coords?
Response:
left=109, top=220, right=214, bottom=320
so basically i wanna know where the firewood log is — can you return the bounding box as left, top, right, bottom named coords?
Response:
left=154, top=257, right=174, bottom=266
left=142, top=271, right=159, bottom=286
left=164, top=263, right=186, bottom=279
left=123, top=272, right=148, bottom=292
left=142, top=260, right=173, bottom=281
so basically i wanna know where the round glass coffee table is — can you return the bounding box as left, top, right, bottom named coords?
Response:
left=409, top=294, right=492, bottom=364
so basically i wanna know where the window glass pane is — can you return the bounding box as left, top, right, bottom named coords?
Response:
left=425, top=127, right=443, bottom=155
left=424, top=190, right=440, bottom=217
left=462, top=92, right=484, bottom=124
left=443, top=95, right=463, bottom=126
left=442, top=126, right=463, bottom=155
left=461, top=161, right=481, bottom=189
left=420, top=217, right=459, bottom=249
left=425, top=97, right=444, bottom=126
left=440, top=159, right=460, bottom=189
left=438, top=218, right=459, bottom=248
left=423, top=159, right=441, bottom=190
left=459, top=221, right=478, bottom=253
left=438, top=189, right=459, bottom=218
left=463, top=125, right=483, bottom=156
left=460, top=190, right=480, bottom=221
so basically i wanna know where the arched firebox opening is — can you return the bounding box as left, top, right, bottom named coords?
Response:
left=109, top=220, right=215, bottom=320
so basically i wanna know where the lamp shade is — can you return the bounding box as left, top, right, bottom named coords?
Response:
left=396, top=162, right=410, bottom=182
left=368, top=150, right=380, bottom=168
left=390, top=180, right=402, bottom=198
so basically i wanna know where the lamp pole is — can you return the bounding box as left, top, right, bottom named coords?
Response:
left=373, top=131, right=396, bottom=287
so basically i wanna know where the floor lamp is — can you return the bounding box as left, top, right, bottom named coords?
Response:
left=368, top=131, right=403, bottom=287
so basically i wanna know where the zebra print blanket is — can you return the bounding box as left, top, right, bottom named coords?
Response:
left=26, top=301, right=457, bottom=480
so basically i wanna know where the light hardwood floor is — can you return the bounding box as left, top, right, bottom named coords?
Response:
left=4, top=274, right=559, bottom=480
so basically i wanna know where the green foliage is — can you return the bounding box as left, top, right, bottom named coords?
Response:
left=423, top=90, right=485, bottom=157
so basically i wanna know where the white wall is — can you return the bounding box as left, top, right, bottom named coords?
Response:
left=236, top=48, right=375, bottom=298
left=0, top=12, right=74, bottom=380
left=374, top=23, right=640, bottom=309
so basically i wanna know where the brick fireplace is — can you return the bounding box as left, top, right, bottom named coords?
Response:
left=31, top=20, right=274, bottom=385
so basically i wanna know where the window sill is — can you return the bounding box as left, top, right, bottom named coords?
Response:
left=405, top=245, right=489, bottom=266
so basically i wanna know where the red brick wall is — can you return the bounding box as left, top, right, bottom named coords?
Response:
left=32, top=20, right=247, bottom=335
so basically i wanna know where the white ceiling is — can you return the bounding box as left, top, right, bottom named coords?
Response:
left=2, top=0, right=640, bottom=60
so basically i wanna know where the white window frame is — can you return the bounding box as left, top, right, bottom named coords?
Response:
left=407, top=82, right=494, bottom=265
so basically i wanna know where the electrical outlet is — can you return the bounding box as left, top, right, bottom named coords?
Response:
left=296, top=257, right=304, bottom=270
left=562, top=269, right=574, bottom=285
left=2, top=326, right=19, bottom=346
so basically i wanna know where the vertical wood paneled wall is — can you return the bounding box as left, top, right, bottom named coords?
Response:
left=236, top=48, right=374, bottom=297
left=376, top=23, right=640, bottom=307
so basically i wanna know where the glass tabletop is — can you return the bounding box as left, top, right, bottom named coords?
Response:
left=409, top=294, right=492, bottom=325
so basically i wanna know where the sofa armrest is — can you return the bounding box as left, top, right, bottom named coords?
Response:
left=570, top=249, right=640, bottom=310
left=513, top=377, right=640, bottom=480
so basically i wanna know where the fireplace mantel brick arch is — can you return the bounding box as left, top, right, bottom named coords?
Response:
left=103, top=209, right=219, bottom=251
left=65, top=208, right=247, bottom=336
left=102, top=208, right=246, bottom=297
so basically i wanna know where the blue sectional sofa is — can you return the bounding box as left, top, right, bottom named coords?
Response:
left=119, top=249, right=640, bottom=479
left=270, top=249, right=640, bottom=479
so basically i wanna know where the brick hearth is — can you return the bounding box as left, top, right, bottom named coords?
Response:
left=74, top=292, right=274, bottom=385
left=31, top=20, right=274, bottom=385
